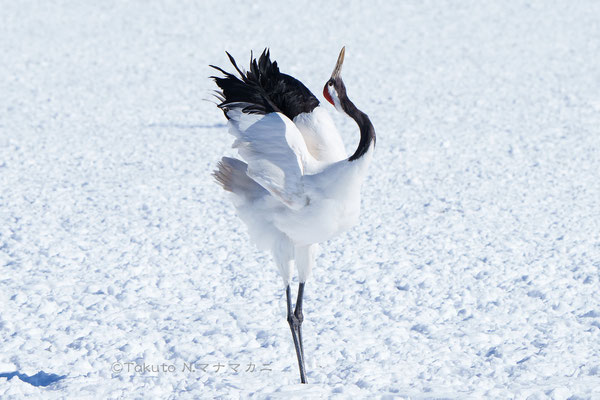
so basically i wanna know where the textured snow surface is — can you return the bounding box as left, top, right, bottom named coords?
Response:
left=1, top=0, right=600, bottom=398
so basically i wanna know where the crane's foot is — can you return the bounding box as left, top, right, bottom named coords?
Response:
left=286, top=283, right=307, bottom=383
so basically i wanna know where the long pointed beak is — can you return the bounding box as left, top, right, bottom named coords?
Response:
left=330, top=46, right=345, bottom=80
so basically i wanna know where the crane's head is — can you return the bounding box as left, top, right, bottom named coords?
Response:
left=323, top=47, right=347, bottom=113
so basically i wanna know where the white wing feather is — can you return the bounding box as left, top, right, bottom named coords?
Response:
left=226, top=107, right=312, bottom=210
left=293, top=106, right=347, bottom=164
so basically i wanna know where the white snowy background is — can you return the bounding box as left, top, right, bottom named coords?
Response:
left=1, top=0, right=599, bottom=398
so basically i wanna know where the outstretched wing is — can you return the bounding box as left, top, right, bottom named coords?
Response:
left=226, top=106, right=311, bottom=210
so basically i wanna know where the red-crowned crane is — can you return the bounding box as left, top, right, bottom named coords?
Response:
left=211, top=47, right=375, bottom=384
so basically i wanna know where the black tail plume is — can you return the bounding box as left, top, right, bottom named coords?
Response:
left=210, top=49, right=319, bottom=120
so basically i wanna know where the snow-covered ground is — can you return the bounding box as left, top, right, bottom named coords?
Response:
left=1, top=0, right=599, bottom=398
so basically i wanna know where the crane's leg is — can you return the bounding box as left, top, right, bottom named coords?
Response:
left=289, top=244, right=316, bottom=383
left=295, top=282, right=306, bottom=361
left=286, top=284, right=307, bottom=383
left=272, top=238, right=307, bottom=382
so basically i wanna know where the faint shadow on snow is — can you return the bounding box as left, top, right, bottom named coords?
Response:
left=0, top=371, right=66, bottom=387
left=144, top=122, right=226, bottom=129
left=410, top=324, right=430, bottom=335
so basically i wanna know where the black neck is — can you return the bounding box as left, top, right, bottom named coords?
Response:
left=341, top=97, right=376, bottom=161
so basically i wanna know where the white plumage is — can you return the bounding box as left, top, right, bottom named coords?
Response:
left=217, top=105, right=372, bottom=284
left=212, top=47, right=375, bottom=383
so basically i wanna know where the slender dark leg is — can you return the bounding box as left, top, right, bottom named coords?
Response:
left=286, top=284, right=307, bottom=383
left=295, top=282, right=306, bottom=361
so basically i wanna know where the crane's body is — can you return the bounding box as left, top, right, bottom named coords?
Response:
left=211, top=47, right=375, bottom=383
